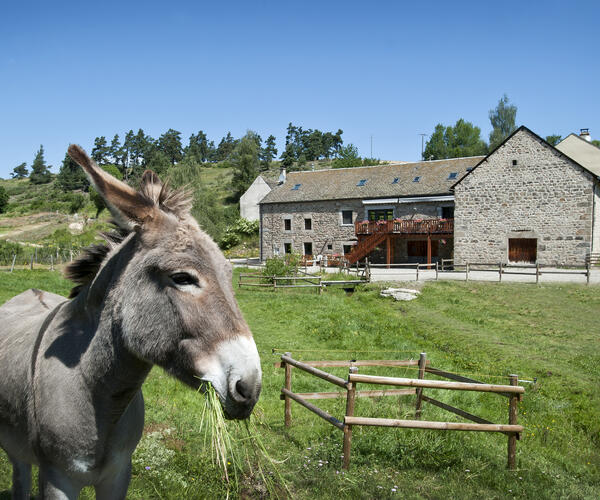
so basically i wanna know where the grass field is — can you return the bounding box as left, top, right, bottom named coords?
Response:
left=0, top=270, right=598, bottom=499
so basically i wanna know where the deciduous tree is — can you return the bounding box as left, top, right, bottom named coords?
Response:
left=423, top=119, right=487, bottom=160
left=230, top=131, right=261, bottom=201
left=489, top=94, right=517, bottom=150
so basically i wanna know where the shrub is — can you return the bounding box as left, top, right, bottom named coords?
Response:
left=261, top=254, right=300, bottom=282
left=0, top=186, right=8, bottom=213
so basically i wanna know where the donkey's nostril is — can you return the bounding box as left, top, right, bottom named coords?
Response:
left=235, top=379, right=252, bottom=401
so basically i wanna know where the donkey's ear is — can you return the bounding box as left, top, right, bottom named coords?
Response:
left=68, top=144, right=155, bottom=226
left=139, top=169, right=163, bottom=204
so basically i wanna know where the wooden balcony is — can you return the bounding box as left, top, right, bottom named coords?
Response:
left=355, top=219, right=454, bottom=236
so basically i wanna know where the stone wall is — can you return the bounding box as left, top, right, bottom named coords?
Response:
left=260, top=199, right=363, bottom=259
left=260, top=198, right=455, bottom=261
left=454, top=129, right=595, bottom=266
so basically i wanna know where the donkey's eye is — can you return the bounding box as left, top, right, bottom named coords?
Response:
left=170, top=272, right=199, bottom=287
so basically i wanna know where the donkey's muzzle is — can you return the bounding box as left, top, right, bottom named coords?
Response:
left=224, top=371, right=261, bottom=420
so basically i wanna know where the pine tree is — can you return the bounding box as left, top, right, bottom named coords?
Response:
left=57, top=152, right=89, bottom=191
left=29, top=145, right=52, bottom=184
left=11, top=162, right=28, bottom=179
left=158, top=129, right=183, bottom=165
left=91, top=136, right=110, bottom=164
left=260, top=135, right=278, bottom=170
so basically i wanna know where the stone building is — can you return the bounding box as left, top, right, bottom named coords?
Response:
left=453, top=126, right=600, bottom=266
left=259, top=157, right=482, bottom=263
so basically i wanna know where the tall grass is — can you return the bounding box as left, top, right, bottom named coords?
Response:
left=199, top=385, right=291, bottom=498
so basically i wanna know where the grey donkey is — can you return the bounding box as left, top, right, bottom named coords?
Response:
left=0, top=145, right=262, bottom=499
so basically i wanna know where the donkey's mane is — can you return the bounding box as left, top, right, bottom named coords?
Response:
left=66, top=181, right=192, bottom=299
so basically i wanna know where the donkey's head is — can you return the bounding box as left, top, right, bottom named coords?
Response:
left=68, top=145, right=261, bottom=419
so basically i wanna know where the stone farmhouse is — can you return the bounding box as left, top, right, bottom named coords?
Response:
left=257, top=126, right=600, bottom=266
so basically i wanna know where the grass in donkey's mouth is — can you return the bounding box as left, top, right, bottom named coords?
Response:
left=199, top=384, right=292, bottom=498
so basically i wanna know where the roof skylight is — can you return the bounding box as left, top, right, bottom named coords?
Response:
left=447, top=172, right=458, bottom=180
left=413, top=176, right=420, bottom=182
left=357, top=179, right=367, bottom=186
left=291, top=183, right=301, bottom=190
left=392, top=177, right=399, bottom=184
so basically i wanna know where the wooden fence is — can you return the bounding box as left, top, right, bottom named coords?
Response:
left=439, top=259, right=592, bottom=284
left=238, top=273, right=369, bottom=293
left=279, top=352, right=524, bottom=470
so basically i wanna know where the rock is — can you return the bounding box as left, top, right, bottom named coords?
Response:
left=68, top=222, right=84, bottom=234
left=380, top=288, right=420, bottom=301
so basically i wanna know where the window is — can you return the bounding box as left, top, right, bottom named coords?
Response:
left=357, top=179, right=367, bottom=186
left=304, top=218, right=312, bottom=230
left=368, top=209, right=394, bottom=221
left=303, top=242, right=313, bottom=256
left=392, top=177, right=399, bottom=184
left=466, top=167, right=473, bottom=172
left=291, top=184, right=301, bottom=190
left=441, top=206, right=454, bottom=219
left=512, top=160, right=518, bottom=166
left=284, top=242, right=292, bottom=254
left=413, top=176, right=420, bottom=182
left=447, top=172, right=458, bottom=180
left=327, top=244, right=333, bottom=251
left=341, top=210, right=353, bottom=225
left=284, top=218, right=291, bottom=231
left=343, top=244, right=353, bottom=255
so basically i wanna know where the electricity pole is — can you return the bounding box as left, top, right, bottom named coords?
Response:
left=419, top=134, right=428, bottom=160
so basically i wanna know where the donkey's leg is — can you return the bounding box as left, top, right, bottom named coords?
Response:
left=38, top=467, right=81, bottom=500
left=9, top=456, right=31, bottom=500
left=94, top=460, right=132, bottom=500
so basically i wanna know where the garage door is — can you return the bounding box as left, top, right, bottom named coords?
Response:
left=508, top=238, right=537, bottom=263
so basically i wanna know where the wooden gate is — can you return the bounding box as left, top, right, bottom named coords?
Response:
left=508, top=238, right=537, bottom=263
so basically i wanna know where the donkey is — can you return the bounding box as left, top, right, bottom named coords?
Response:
left=0, top=145, right=261, bottom=499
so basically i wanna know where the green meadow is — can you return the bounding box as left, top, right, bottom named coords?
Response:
left=0, top=270, right=598, bottom=499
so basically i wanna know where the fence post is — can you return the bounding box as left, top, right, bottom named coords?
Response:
left=465, top=262, right=469, bottom=282
left=507, top=374, right=519, bottom=470
left=435, top=261, right=439, bottom=281
left=30, top=255, right=34, bottom=270
left=50, top=255, right=54, bottom=271
left=342, top=366, right=358, bottom=470
left=535, top=263, right=540, bottom=285
left=318, top=276, right=322, bottom=295
left=499, top=262, right=503, bottom=282
left=415, top=352, right=427, bottom=419
left=273, top=275, right=276, bottom=290
left=586, top=262, right=590, bottom=285
left=416, top=264, right=419, bottom=281
left=10, top=254, right=16, bottom=273
left=283, top=352, right=292, bottom=427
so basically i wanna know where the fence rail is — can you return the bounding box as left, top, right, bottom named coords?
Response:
left=280, top=352, right=524, bottom=470
left=238, top=272, right=369, bottom=292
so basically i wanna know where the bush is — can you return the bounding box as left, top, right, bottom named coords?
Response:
left=67, top=193, right=86, bottom=214
left=261, top=254, right=301, bottom=283
left=0, top=186, right=8, bottom=213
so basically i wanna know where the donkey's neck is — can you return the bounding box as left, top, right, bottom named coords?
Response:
left=67, top=234, right=152, bottom=419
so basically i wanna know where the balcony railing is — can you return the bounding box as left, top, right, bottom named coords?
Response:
left=355, top=219, right=454, bottom=236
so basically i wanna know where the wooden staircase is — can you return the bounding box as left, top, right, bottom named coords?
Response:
left=346, top=231, right=387, bottom=264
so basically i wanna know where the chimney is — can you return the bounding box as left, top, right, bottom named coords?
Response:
left=278, top=167, right=287, bottom=185
left=580, top=128, right=591, bottom=142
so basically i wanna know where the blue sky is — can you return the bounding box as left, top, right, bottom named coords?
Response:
left=1, top=0, right=598, bottom=178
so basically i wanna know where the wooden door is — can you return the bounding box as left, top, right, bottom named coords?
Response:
left=508, top=238, right=537, bottom=263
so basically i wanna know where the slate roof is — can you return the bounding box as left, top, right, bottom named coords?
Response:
left=259, top=157, right=484, bottom=205
left=555, top=133, right=600, bottom=177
